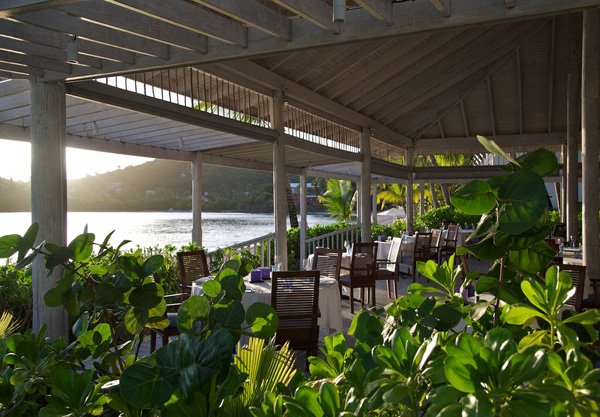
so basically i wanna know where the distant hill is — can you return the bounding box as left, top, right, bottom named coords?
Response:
left=0, top=159, right=279, bottom=212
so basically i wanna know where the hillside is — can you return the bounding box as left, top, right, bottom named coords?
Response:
left=0, top=159, right=280, bottom=212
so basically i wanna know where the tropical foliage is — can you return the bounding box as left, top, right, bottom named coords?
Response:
left=318, top=179, right=356, bottom=222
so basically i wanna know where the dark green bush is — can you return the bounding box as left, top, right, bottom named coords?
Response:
left=0, top=263, right=32, bottom=332
left=414, top=205, right=480, bottom=230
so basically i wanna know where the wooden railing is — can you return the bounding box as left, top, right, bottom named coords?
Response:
left=304, top=224, right=361, bottom=258
left=207, top=232, right=275, bottom=269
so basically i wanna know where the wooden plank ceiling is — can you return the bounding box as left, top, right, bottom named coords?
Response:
left=0, top=0, right=596, bottom=173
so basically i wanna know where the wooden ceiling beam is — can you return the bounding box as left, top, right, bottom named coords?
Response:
left=108, top=0, right=247, bottom=47
left=0, top=49, right=71, bottom=73
left=0, top=61, right=43, bottom=76
left=430, top=0, right=451, bottom=18
left=270, top=0, right=340, bottom=33
left=0, top=36, right=103, bottom=69
left=0, top=20, right=136, bottom=64
left=60, top=1, right=208, bottom=53
left=0, top=79, right=30, bottom=96
left=0, top=0, right=82, bottom=17
left=414, top=133, right=565, bottom=152
left=16, top=9, right=171, bottom=58
left=354, top=0, right=392, bottom=25
left=191, top=0, right=291, bottom=40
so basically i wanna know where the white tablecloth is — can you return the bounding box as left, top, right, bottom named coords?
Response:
left=191, top=274, right=343, bottom=332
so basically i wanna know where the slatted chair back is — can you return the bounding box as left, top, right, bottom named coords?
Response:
left=350, top=242, right=378, bottom=286
left=555, top=264, right=587, bottom=312
left=414, top=232, right=432, bottom=262
left=445, top=225, right=459, bottom=248
left=271, top=271, right=320, bottom=356
left=384, top=238, right=403, bottom=273
left=431, top=229, right=442, bottom=251
left=177, top=250, right=210, bottom=298
left=312, top=247, right=342, bottom=281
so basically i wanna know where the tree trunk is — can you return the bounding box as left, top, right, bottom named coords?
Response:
left=429, top=183, right=440, bottom=208
left=428, top=155, right=452, bottom=207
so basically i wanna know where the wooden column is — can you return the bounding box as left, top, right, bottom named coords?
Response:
left=299, top=169, right=307, bottom=270
left=361, top=128, right=372, bottom=242
left=582, top=9, right=600, bottom=285
left=191, top=152, right=203, bottom=246
left=371, top=180, right=378, bottom=225
left=567, top=13, right=582, bottom=243
left=272, top=91, right=288, bottom=269
left=30, top=78, right=68, bottom=341
left=406, top=148, right=414, bottom=234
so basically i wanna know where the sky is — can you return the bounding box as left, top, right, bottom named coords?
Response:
left=0, top=138, right=153, bottom=182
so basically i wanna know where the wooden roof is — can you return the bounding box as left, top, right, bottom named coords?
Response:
left=0, top=0, right=596, bottom=179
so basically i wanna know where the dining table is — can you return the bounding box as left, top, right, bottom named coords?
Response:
left=191, top=273, right=343, bottom=334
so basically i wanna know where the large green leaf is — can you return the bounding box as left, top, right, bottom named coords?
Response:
left=457, top=238, right=505, bottom=261
left=245, top=302, right=278, bottom=338
left=129, top=282, right=163, bottom=310
left=562, top=309, right=600, bottom=325
left=17, top=223, right=39, bottom=261
left=214, top=302, right=245, bottom=329
left=497, top=169, right=547, bottom=235
left=475, top=275, right=525, bottom=305
left=515, top=149, right=558, bottom=177
left=0, top=234, right=21, bottom=258
left=451, top=180, right=496, bottom=215
left=68, top=233, right=95, bottom=262
left=142, top=255, right=164, bottom=276
left=508, top=241, right=555, bottom=274
left=120, top=355, right=177, bottom=408
left=467, top=212, right=498, bottom=242
left=477, top=135, right=520, bottom=166
left=444, top=356, right=476, bottom=393
left=504, top=306, right=544, bottom=325
left=494, top=223, right=552, bottom=251
left=177, top=295, right=210, bottom=333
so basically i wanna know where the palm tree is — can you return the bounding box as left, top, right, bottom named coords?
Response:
left=377, top=183, right=406, bottom=210
left=318, top=179, right=356, bottom=222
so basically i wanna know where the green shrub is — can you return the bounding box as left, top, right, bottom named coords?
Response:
left=0, top=263, right=32, bottom=332
left=414, top=205, right=480, bottom=230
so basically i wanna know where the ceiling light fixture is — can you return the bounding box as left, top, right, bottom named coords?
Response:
left=67, top=35, right=78, bottom=64
left=333, top=0, right=346, bottom=22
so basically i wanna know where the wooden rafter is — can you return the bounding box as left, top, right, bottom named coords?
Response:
left=354, top=0, right=392, bottom=25
left=190, top=0, right=291, bottom=40
left=270, top=0, right=340, bottom=33
left=0, top=0, right=82, bottom=17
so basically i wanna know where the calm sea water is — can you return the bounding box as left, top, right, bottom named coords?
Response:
left=0, top=212, right=338, bottom=251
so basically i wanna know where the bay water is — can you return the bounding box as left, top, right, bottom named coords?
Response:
left=0, top=212, right=338, bottom=251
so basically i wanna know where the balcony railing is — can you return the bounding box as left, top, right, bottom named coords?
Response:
left=304, top=224, right=361, bottom=263
left=207, top=232, right=275, bottom=270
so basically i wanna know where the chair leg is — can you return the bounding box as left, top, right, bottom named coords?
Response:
left=350, top=286, right=355, bottom=314
left=412, top=260, right=417, bottom=283
left=387, top=281, right=392, bottom=298
left=150, top=332, right=156, bottom=353
left=372, top=284, right=376, bottom=307
left=394, top=278, right=398, bottom=299
left=163, top=334, right=168, bottom=348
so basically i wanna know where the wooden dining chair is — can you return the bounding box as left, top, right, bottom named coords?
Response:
left=339, top=242, right=378, bottom=314
left=312, top=247, right=342, bottom=282
left=376, top=237, right=402, bottom=300
left=149, top=249, right=210, bottom=352
left=271, top=270, right=320, bottom=365
left=399, top=232, right=432, bottom=283
left=430, top=228, right=442, bottom=262
left=440, top=225, right=458, bottom=262
left=177, top=249, right=210, bottom=301
left=552, top=263, right=587, bottom=312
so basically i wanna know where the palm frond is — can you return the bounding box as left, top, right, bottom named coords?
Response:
left=227, top=336, right=297, bottom=416
left=0, top=310, right=20, bottom=338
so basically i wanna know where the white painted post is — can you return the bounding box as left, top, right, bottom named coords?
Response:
left=406, top=148, right=414, bottom=234
left=300, top=169, right=307, bottom=269
left=567, top=13, right=582, bottom=243
left=582, top=9, right=600, bottom=289
left=371, top=180, right=378, bottom=225
left=30, top=78, right=68, bottom=341
left=361, top=128, right=372, bottom=242
left=271, top=91, right=288, bottom=269
left=191, top=152, right=203, bottom=246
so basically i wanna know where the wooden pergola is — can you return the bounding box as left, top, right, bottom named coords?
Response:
left=1, top=0, right=599, bottom=339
